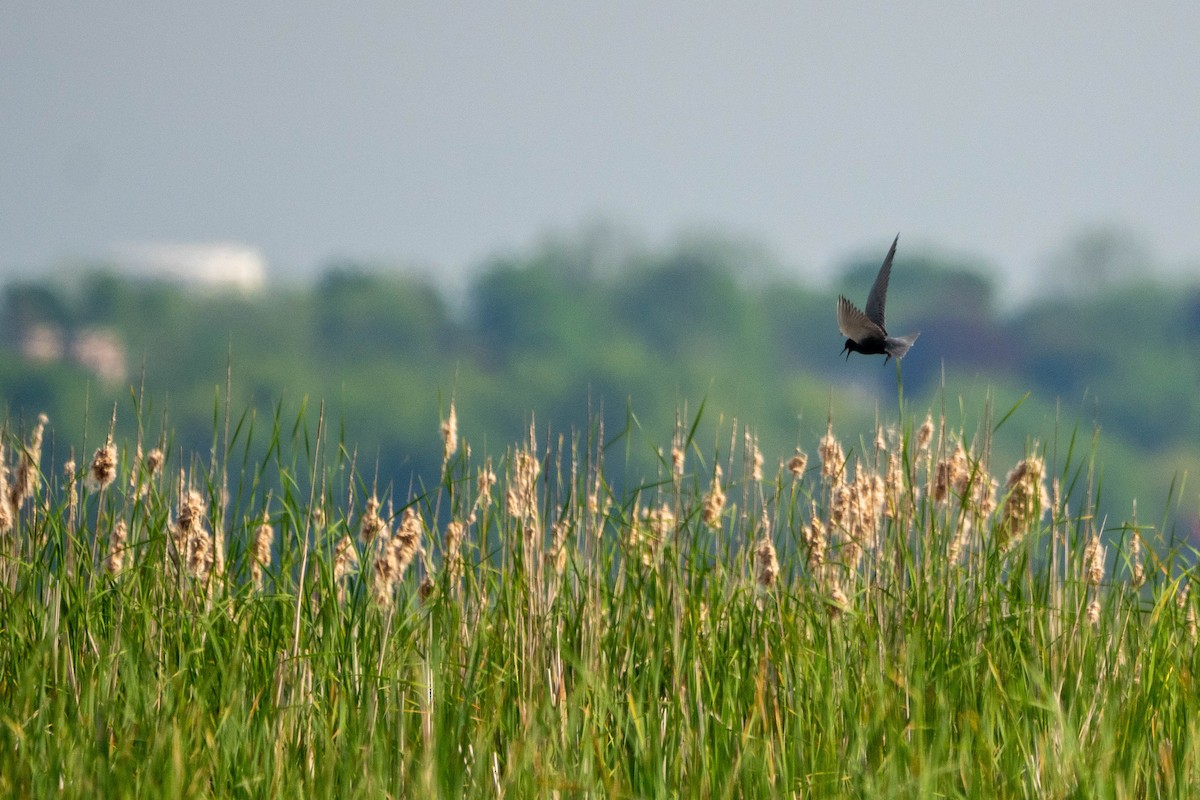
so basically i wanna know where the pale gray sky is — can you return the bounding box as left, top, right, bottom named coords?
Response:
left=3, top=3, right=1199, bottom=296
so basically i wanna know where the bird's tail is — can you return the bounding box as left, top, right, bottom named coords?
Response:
left=884, top=332, right=920, bottom=360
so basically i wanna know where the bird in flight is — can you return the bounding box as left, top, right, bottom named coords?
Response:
left=837, top=234, right=920, bottom=364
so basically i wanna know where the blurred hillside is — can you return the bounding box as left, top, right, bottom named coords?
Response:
left=2, top=233, right=1199, bottom=537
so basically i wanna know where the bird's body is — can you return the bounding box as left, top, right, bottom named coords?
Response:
left=837, top=234, right=919, bottom=364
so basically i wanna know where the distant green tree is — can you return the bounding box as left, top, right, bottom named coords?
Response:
left=2, top=281, right=70, bottom=340
left=471, top=259, right=607, bottom=368
left=313, top=267, right=449, bottom=361
left=614, top=250, right=762, bottom=365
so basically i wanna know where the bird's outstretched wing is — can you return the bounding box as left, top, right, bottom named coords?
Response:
left=865, top=233, right=898, bottom=327
left=837, top=295, right=886, bottom=341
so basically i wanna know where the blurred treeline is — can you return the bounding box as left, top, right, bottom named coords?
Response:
left=2, top=231, right=1200, bottom=535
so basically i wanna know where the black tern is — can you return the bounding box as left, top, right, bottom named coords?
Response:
left=837, top=234, right=920, bottom=364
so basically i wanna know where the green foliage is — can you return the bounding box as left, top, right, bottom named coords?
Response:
left=1, top=236, right=1197, bottom=535
left=0, top=393, right=1198, bottom=797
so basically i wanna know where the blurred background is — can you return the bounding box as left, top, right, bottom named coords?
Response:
left=2, top=4, right=1199, bottom=534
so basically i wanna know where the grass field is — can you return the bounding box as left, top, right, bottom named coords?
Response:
left=0, top=393, right=1197, bottom=798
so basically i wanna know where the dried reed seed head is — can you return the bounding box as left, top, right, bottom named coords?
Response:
left=1182, top=585, right=1198, bottom=642
left=516, top=449, right=541, bottom=482
left=624, top=510, right=647, bottom=557
left=311, top=505, right=326, bottom=529
left=358, top=496, right=387, bottom=545
left=883, top=452, right=904, bottom=518
left=644, top=502, right=675, bottom=541
left=701, top=464, right=726, bottom=527
left=874, top=426, right=888, bottom=453
left=671, top=415, right=686, bottom=479
left=173, top=487, right=215, bottom=582
left=819, top=426, right=846, bottom=485
left=0, top=494, right=11, bottom=536
left=973, top=476, right=999, bottom=518
left=1128, top=533, right=1145, bottom=588
left=803, top=506, right=827, bottom=570
left=917, top=414, right=935, bottom=452
left=61, top=458, right=78, bottom=520
left=997, top=451, right=1050, bottom=550
left=371, top=519, right=421, bottom=607
left=932, top=445, right=953, bottom=502
left=947, top=515, right=972, bottom=566
left=0, top=446, right=12, bottom=536
left=827, top=578, right=849, bottom=616
left=389, top=507, right=424, bottom=578
left=441, top=403, right=458, bottom=462
left=145, top=447, right=164, bottom=476
left=506, top=450, right=541, bottom=521
left=860, top=470, right=885, bottom=516
left=853, top=473, right=886, bottom=545
left=1087, top=595, right=1101, bottom=626
left=744, top=431, right=764, bottom=482
left=418, top=575, right=436, bottom=603
left=372, top=538, right=400, bottom=607
left=1084, top=533, right=1105, bottom=585
left=932, top=443, right=971, bottom=505
left=10, top=413, right=49, bottom=509
left=787, top=449, right=808, bottom=480
left=397, top=506, right=424, bottom=541
left=185, top=525, right=214, bottom=581
left=446, top=520, right=468, bottom=582
left=627, top=505, right=668, bottom=567
left=253, top=511, right=274, bottom=568
left=175, top=489, right=207, bottom=537
left=627, top=524, right=652, bottom=568
left=477, top=463, right=497, bottom=508
left=105, top=520, right=129, bottom=575
left=755, top=536, right=779, bottom=588
left=86, top=438, right=118, bottom=492
left=842, top=538, right=864, bottom=572
left=830, top=483, right=852, bottom=528
left=333, top=535, right=358, bottom=580
left=549, top=518, right=570, bottom=575
left=444, top=519, right=466, bottom=553
left=587, top=488, right=611, bottom=517
left=132, top=446, right=166, bottom=497
left=442, top=519, right=466, bottom=586
left=128, top=445, right=141, bottom=491
left=1003, top=452, right=1048, bottom=497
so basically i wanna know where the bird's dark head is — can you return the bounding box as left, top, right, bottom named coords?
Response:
left=841, top=339, right=858, bottom=359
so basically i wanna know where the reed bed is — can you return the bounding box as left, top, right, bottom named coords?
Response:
left=0, top=395, right=1196, bottom=798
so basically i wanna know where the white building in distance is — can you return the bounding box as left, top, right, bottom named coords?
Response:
left=110, top=242, right=267, bottom=292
